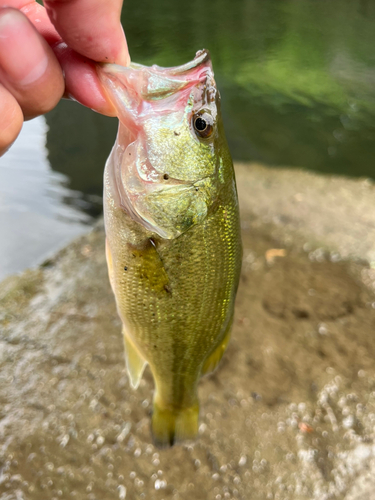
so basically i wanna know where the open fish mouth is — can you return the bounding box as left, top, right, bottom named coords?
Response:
left=99, top=49, right=213, bottom=101
left=97, top=49, right=216, bottom=125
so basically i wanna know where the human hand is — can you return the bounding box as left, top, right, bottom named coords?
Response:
left=0, top=0, right=129, bottom=156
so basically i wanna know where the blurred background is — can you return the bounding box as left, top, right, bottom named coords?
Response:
left=1, top=0, right=375, bottom=280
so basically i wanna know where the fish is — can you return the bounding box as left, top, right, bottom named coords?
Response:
left=97, top=50, right=242, bottom=447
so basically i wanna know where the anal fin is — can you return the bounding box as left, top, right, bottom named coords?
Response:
left=201, top=327, right=231, bottom=376
left=105, top=238, right=115, bottom=292
left=123, top=330, right=146, bottom=389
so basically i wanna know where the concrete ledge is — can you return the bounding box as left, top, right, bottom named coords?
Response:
left=236, top=162, right=375, bottom=263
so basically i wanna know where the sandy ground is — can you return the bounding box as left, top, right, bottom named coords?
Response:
left=1, top=163, right=375, bottom=500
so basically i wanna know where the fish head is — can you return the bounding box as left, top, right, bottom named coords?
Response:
left=98, top=50, right=228, bottom=239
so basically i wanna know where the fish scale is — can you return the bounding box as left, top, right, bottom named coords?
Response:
left=99, top=50, right=242, bottom=446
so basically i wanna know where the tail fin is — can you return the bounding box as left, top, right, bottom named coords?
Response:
left=151, top=400, right=199, bottom=448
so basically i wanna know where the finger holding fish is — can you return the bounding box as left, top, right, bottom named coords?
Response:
left=0, top=0, right=127, bottom=156
left=0, top=8, right=64, bottom=120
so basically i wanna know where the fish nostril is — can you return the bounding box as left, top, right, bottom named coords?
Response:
left=163, top=174, right=169, bottom=180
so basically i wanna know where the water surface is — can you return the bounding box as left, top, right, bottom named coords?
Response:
left=0, top=119, right=90, bottom=280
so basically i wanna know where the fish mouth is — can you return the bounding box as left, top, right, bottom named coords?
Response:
left=98, top=49, right=214, bottom=104
left=98, top=49, right=217, bottom=145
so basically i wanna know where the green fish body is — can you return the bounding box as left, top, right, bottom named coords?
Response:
left=98, top=50, right=242, bottom=447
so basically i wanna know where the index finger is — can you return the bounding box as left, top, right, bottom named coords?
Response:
left=44, top=0, right=129, bottom=65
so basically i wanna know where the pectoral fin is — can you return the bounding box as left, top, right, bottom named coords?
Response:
left=123, top=330, right=147, bottom=389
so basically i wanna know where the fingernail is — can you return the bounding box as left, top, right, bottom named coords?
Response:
left=0, top=9, right=48, bottom=85
left=117, top=25, right=131, bottom=66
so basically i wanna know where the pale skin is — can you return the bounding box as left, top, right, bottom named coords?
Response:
left=0, top=0, right=129, bottom=156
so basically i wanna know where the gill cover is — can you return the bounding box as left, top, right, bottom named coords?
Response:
left=98, top=50, right=221, bottom=239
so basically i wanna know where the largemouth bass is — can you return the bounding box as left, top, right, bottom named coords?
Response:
left=98, top=50, right=242, bottom=447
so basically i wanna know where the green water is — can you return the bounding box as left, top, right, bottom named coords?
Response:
left=46, top=0, right=375, bottom=214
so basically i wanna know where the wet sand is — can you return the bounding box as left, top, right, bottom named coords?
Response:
left=1, top=163, right=375, bottom=500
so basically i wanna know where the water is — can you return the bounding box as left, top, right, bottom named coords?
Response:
left=0, top=118, right=90, bottom=280
left=2, top=0, right=375, bottom=278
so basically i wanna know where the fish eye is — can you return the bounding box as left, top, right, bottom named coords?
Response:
left=193, top=112, right=214, bottom=139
